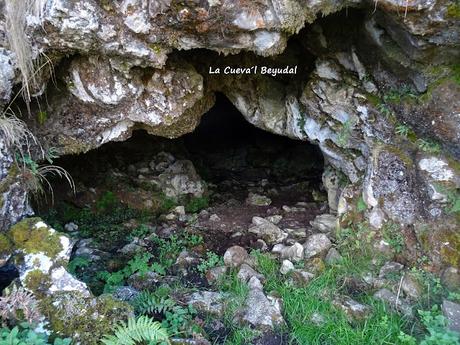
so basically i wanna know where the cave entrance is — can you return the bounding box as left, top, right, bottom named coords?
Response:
left=39, top=93, right=325, bottom=213
left=37, top=93, right=326, bottom=293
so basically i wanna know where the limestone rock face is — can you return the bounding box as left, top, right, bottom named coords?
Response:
left=35, top=57, right=213, bottom=154
left=0, top=130, right=32, bottom=232
left=0, top=0, right=458, bottom=273
left=0, top=218, right=133, bottom=343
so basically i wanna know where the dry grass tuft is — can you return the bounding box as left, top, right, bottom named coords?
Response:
left=4, top=0, right=47, bottom=103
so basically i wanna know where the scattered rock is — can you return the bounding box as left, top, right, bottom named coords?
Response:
left=254, top=239, right=268, bottom=252
left=187, top=291, right=228, bottom=318
left=290, top=270, right=315, bottom=287
left=303, top=234, right=332, bottom=259
left=379, top=262, right=404, bottom=278
left=401, top=273, right=424, bottom=300
left=157, top=160, right=206, bottom=200
left=127, top=271, right=161, bottom=291
left=284, top=228, right=307, bottom=239
left=279, top=242, right=304, bottom=262
left=209, top=214, right=221, bottom=222
left=266, top=215, right=283, bottom=224
left=441, top=267, right=460, bottom=292
left=118, top=241, right=145, bottom=255
left=206, top=266, right=227, bottom=284
left=175, top=250, right=200, bottom=270
left=236, top=279, right=284, bottom=331
left=280, top=260, right=295, bottom=275
left=310, top=214, right=337, bottom=233
left=325, top=248, right=342, bottom=264
left=246, top=193, right=272, bottom=206
left=237, top=263, right=265, bottom=283
left=442, top=299, right=460, bottom=333
left=112, top=286, right=140, bottom=302
left=223, top=246, right=248, bottom=268
left=64, top=222, right=79, bottom=233
left=333, top=296, right=372, bottom=322
left=249, top=217, right=287, bottom=244
left=374, top=288, right=412, bottom=317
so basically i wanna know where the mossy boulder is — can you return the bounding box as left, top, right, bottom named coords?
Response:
left=40, top=291, right=134, bottom=345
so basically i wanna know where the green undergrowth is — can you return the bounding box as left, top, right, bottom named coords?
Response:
left=254, top=252, right=407, bottom=345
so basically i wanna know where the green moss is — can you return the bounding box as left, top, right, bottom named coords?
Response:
left=149, top=43, right=164, bottom=54
left=23, top=269, right=52, bottom=296
left=40, top=292, right=133, bottom=345
left=0, top=233, right=13, bottom=257
left=8, top=218, right=63, bottom=258
left=447, top=3, right=460, bottom=18
left=439, top=230, right=460, bottom=268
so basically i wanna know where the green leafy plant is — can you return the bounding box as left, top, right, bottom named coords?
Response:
left=98, top=253, right=165, bottom=293
left=382, top=222, right=405, bottom=254
left=395, top=124, right=411, bottom=138
left=417, top=139, right=441, bottom=154
left=127, top=224, right=152, bottom=242
left=356, top=197, right=367, bottom=213
left=418, top=306, right=460, bottom=345
left=337, top=119, right=355, bottom=147
left=132, top=291, right=176, bottom=316
left=67, top=256, right=91, bottom=275
left=185, top=196, right=209, bottom=213
left=0, top=323, right=71, bottom=345
left=101, top=316, right=170, bottom=345
left=197, top=251, right=223, bottom=274
left=96, top=191, right=118, bottom=212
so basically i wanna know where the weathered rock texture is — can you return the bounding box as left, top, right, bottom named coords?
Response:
left=0, top=0, right=459, bottom=269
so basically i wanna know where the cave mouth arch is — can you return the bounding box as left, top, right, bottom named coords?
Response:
left=37, top=92, right=325, bottom=212
left=35, top=93, right=327, bottom=287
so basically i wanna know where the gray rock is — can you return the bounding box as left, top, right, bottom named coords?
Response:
left=112, top=286, right=140, bottom=302
left=325, top=248, right=342, bottom=264
left=280, top=260, right=295, bottom=275
left=206, top=266, right=227, bottom=284
left=246, top=193, right=272, bottom=206
left=441, top=267, right=460, bottom=292
left=187, top=291, right=228, bottom=317
left=249, top=217, right=287, bottom=244
left=236, top=282, right=284, bottom=331
left=64, top=222, right=79, bottom=233
left=333, top=296, right=372, bottom=322
left=401, top=274, right=424, bottom=300
left=127, top=271, right=161, bottom=291
left=310, top=214, right=337, bottom=233
left=442, top=300, right=460, bottom=333
left=237, top=263, right=265, bottom=283
left=374, top=288, right=412, bottom=317
left=157, top=160, right=206, bottom=200
left=223, top=246, right=248, bottom=268
left=303, top=234, right=332, bottom=259
left=175, top=250, right=200, bottom=269
left=279, top=242, right=304, bottom=262
left=379, top=262, right=404, bottom=278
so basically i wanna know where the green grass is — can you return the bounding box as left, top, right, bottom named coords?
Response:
left=253, top=252, right=409, bottom=345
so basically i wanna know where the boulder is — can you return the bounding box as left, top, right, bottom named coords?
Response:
left=236, top=277, right=284, bottom=331
left=442, top=300, right=460, bottom=333
left=223, top=246, right=248, bottom=268
left=303, top=234, right=332, bottom=259
left=310, top=214, right=337, bottom=233
left=249, top=217, right=287, bottom=244
left=187, top=291, right=228, bottom=318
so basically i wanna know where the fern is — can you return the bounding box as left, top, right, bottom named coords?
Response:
left=131, top=291, right=175, bottom=316
left=101, top=316, right=170, bottom=345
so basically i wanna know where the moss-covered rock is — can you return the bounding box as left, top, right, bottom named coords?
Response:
left=39, top=291, right=134, bottom=345
left=8, top=218, right=63, bottom=259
